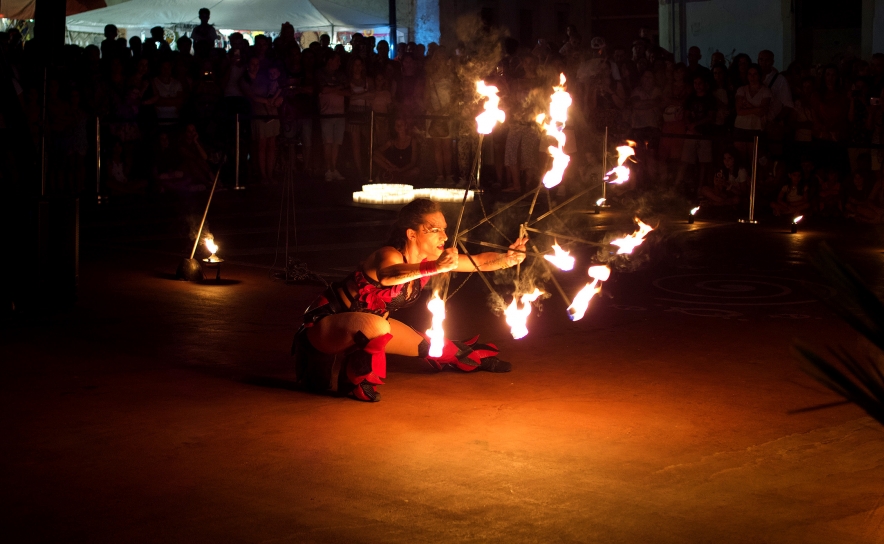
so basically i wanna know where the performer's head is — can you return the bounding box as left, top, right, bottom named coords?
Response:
left=388, top=199, right=448, bottom=258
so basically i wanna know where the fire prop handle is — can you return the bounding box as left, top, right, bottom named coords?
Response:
left=190, top=164, right=223, bottom=260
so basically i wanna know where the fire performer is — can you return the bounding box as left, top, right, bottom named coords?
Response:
left=292, top=199, right=528, bottom=402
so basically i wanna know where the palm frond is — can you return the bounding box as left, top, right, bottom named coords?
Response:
left=795, top=243, right=884, bottom=427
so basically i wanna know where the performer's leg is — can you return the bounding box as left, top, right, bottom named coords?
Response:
left=304, top=313, right=392, bottom=402
left=387, top=319, right=512, bottom=373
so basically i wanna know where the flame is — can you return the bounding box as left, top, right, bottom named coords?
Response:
left=690, top=206, right=700, bottom=216
left=425, top=292, right=446, bottom=358
left=605, top=142, right=636, bottom=184
left=596, top=198, right=606, bottom=206
left=205, top=237, right=218, bottom=255
left=504, top=288, right=544, bottom=339
left=543, top=242, right=575, bottom=271
left=475, top=81, right=506, bottom=135
left=567, top=265, right=611, bottom=321
left=610, top=219, right=654, bottom=255
left=793, top=215, right=803, bottom=224
left=536, top=74, right=573, bottom=188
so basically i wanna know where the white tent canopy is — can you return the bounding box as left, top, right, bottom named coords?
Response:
left=65, top=0, right=389, bottom=32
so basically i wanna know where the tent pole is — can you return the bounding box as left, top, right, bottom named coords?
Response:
left=389, top=0, right=397, bottom=57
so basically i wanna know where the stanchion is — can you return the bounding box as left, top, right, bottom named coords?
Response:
left=739, top=135, right=760, bottom=224
left=368, top=110, right=375, bottom=182
left=233, top=113, right=245, bottom=190
left=598, top=126, right=610, bottom=208
left=95, top=116, right=106, bottom=204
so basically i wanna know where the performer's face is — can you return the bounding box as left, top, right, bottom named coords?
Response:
left=413, top=211, right=448, bottom=258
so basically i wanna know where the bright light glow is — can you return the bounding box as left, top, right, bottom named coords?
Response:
left=610, top=219, right=654, bottom=255
left=426, top=292, right=446, bottom=357
left=690, top=206, right=700, bottom=216
left=567, top=265, right=611, bottom=321
left=353, top=184, right=474, bottom=204
left=205, top=238, right=218, bottom=254
left=504, top=288, right=544, bottom=339
left=544, top=242, right=575, bottom=271
left=596, top=198, right=606, bottom=206
left=605, top=142, right=637, bottom=184
left=793, top=215, right=803, bottom=224
left=475, top=81, right=506, bottom=134
left=536, top=74, right=573, bottom=189
left=568, top=279, right=601, bottom=321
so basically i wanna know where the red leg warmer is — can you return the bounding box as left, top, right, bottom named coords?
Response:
left=345, top=331, right=393, bottom=402
left=419, top=334, right=500, bottom=372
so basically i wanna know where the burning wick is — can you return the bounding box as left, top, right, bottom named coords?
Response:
left=475, top=81, right=506, bottom=135
left=610, top=219, right=654, bottom=255
left=205, top=237, right=221, bottom=262
left=504, top=288, right=544, bottom=340
left=544, top=242, right=575, bottom=271
left=688, top=206, right=699, bottom=224
left=568, top=265, right=611, bottom=321
left=791, top=215, right=803, bottom=233
left=597, top=198, right=606, bottom=206
left=604, top=142, right=636, bottom=184
left=425, top=292, right=446, bottom=357
left=536, top=74, right=572, bottom=189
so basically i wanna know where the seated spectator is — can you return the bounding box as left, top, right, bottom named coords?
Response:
left=844, top=170, right=875, bottom=219
left=373, top=116, right=420, bottom=182
left=771, top=164, right=810, bottom=217
left=700, top=148, right=747, bottom=206
left=107, top=141, right=146, bottom=194
left=853, top=172, right=884, bottom=223
left=153, top=132, right=203, bottom=192
left=815, top=168, right=843, bottom=217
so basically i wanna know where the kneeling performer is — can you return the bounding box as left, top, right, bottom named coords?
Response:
left=292, top=199, right=528, bottom=402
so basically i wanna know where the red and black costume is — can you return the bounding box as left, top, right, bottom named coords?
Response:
left=293, top=259, right=509, bottom=402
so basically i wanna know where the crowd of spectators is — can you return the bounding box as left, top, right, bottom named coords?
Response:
left=4, top=9, right=884, bottom=222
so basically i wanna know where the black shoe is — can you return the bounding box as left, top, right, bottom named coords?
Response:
left=352, top=381, right=381, bottom=402
left=477, top=356, right=512, bottom=373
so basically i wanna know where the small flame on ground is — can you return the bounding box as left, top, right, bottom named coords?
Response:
left=543, top=242, right=575, bottom=271
left=610, top=219, right=654, bottom=255
left=596, top=198, right=606, bottom=206
left=537, top=74, right=572, bottom=189
left=205, top=237, right=218, bottom=255
left=605, top=142, right=637, bottom=184
left=504, top=288, right=544, bottom=340
left=690, top=206, right=700, bottom=216
left=426, top=292, right=446, bottom=357
left=475, top=81, right=506, bottom=135
left=568, top=265, right=611, bottom=321
left=793, top=215, right=803, bottom=224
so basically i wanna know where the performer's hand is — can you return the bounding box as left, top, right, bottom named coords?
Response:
left=507, top=236, right=528, bottom=266
left=436, top=247, right=459, bottom=272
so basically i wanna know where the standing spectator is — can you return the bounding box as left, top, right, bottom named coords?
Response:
left=733, top=64, right=771, bottom=157
left=758, top=49, right=793, bottom=156
left=847, top=75, right=871, bottom=144
left=101, top=24, right=117, bottom=60
left=790, top=77, right=817, bottom=149
left=316, top=53, right=349, bottom=181
left=346, top=57, right=373, bottom=180
left=149, top=27, right=172, bottom=56
left=424, top=47, right=456, bottom=185
left=686, top=46, right=711, bottom=84
left=191, top=8, right=219, bottom=48
left=145, top=60, right=185, bottom=126
left=813, top=65, right=850, bottom=172
left=395, top=54, right=425, bottom=120
left=629, top=69, right=662, bottom=188
left=729, top=53, right=751, bottom=89
left=710, top=62, right=732, bottom=130
left=240, top=57, right=281, bottom=183
left=659, top=63, right=689, bottom=179
left=586, top=60, right=626, bottom=140
left=676, top=75, right=717, bottom=195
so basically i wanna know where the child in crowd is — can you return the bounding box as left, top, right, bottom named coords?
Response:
left=771, top=164, right=809, bottom=217
left=699, top=148, right=747, bottom=206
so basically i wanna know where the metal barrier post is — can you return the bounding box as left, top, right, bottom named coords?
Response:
left=599, top=126, right=610, bottom=208
left=368, top=110, right=375, bottom=183
left=95, top=116, right=105, bottom=204
left=739, top=135, right=760, bottom=224
left=234, top=113, right=245, bottom=190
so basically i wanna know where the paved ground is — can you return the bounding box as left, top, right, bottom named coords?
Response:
left=3, top=180, right=884, bottom=543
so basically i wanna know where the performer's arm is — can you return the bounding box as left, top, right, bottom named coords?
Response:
left=455, top=236, right=528, bottom=272
left=371, top=247, right=457, bottom=286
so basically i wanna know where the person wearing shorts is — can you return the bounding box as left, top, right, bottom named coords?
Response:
left=676, top=75, right=716, bottom=196
left=317, top=53, right=349, bottom=181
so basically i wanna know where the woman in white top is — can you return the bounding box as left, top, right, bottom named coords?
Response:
left=733, top=64, right=771, bottom=156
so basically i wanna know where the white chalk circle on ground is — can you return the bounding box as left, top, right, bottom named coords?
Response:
left=652, top=274, right=835, bottom=307
left=665, top=307, right=744, bottom=319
